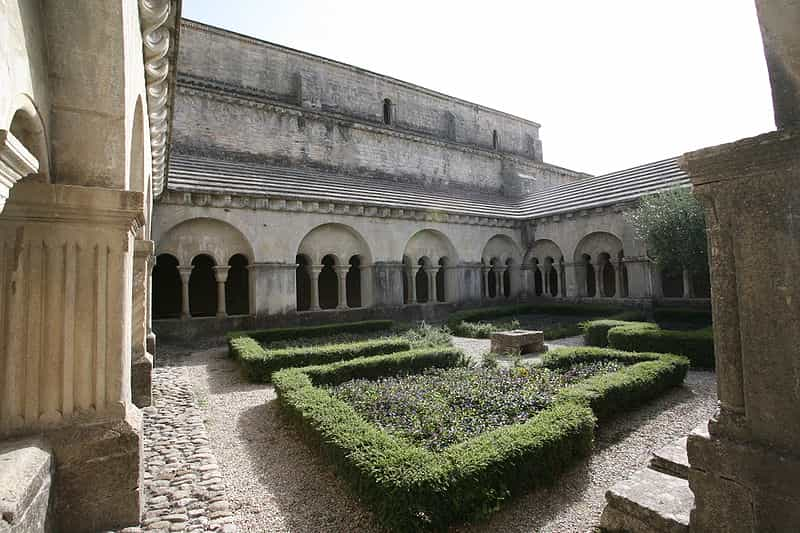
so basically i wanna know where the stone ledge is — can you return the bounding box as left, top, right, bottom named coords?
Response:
left=650, top=436, right=689, bottom=480
left=0, top=436, right=53, bottom=532
left=601, top=466, right=692, bottom=533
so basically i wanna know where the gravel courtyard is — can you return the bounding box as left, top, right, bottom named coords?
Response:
left=150, top=336, right=717, bottom=532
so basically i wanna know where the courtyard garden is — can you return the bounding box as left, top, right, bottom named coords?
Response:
left=221, top=305, right=700, bottom=531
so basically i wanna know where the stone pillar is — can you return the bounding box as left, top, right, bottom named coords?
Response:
left=178, top=266, right=192, bottom=319
left=554, top=266, right=562, bottom=298
left=213, top=266, right=229, bottom=318
left=309, top=265, right=322, bottom=311
left=369, top=261, right=402, bottom=307
left=496, top=267, right=506, bottom=298
left=482, top=266, right=490, bottom=299
left=563, top=262, right=581, bottom=298
left=594, top=262, right=603, bottom=297
left=680, top=128, right=800, bottom=531
left=248, top=262, right=297, bottom=316
left=0, top=182, right=144, bottom=530
left=131, top=239, right=154, bottom=408
left=425, top=267, right=437, bottom=304
left=681, top=267, right=693, bottom=298
left=541, top=267, right=549, bottom=296
left=336, top=265, right=349, bottom=309
left=615, top=261, right=624, bottom=298
left=407, top=267, right=417, bottom=304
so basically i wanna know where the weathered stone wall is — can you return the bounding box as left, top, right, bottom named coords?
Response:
left=173, top=20, right=587, bottom=195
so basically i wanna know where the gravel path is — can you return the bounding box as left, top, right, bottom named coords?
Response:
left=157, top=339, right=716, bottom=533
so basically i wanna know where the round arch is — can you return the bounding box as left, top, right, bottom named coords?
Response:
left=572, top=231, right=624, bottom=263
left=156, top=217, right=254, bottom=267
left=526, top=239, right=564, bottom=265
left=3, top=93, right=50, bottom=182
left=573, top=232, right=624, bottom=298
left=296, top=223, right=373, bottom=265
left=402, top=228, right=458, bottom=265
left=403, top=229, right=459, bottom=304
left=481, top=234, right=522, bottom=264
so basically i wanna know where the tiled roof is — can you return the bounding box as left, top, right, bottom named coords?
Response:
left=166, top=154, right=690, bottom=220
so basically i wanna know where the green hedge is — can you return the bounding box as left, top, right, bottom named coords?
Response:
left=542, top=347, right=689, bottom=420
left=447, top=302, right=628, bottom=329
left=653, top=307, right=712, bottom=325
left=274, top=345, right=687, bottom=531
left=581, top=320, right=654, bottom=347
left=607, top=323, right=715, bottom=369
left=226, top=319, right=394, bottom=346
left=230, top=336, right=412, bottom=382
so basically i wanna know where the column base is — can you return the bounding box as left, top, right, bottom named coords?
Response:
left=132, top=352, right=154, bottom=408
left=47, top=407, right=142, bottom=533
left=688, top=424, right=800, bottom=532
left=146, top=332, right=156, bottom=354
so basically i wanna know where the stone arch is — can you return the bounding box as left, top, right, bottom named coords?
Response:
left=157, top=218, right=254, bottom=267
left=482, top=235, right=522, bottom=299
left=226, top=254, right=250, bottom=316
left=129, top=96, right=146, bottom=194
left=482, top=234, right=522, bottom=265
left=4, top=93, right=50, bottom=181
left=346, top=255, right=363, bottom=308
left=403, top=229, right=458, bottom=266
left=573, top=232, right=624, bottom=298
left=318, top=254, right=339, bottom=310
left=526, top=239, right=564, bottom=265
left=404, top=229, right=458, bottom=304
left=152, top=253, right=181, bottom=319
left=297, top=223, right=373, bottom=265
left=189, top=254, right=217, bottom=317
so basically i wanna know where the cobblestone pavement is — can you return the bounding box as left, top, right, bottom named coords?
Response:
left=113, top=367, right=237, bottom=533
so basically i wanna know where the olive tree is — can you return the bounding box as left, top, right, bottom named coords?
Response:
left=625, top=187, right=708, bottom=275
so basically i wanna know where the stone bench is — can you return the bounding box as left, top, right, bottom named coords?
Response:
left=490, top=329, right=546, bottom=355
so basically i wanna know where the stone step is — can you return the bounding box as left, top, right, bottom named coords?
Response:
left=650, top=436, right=690, bottom=479
left=600, top=466, right=692, bottom=533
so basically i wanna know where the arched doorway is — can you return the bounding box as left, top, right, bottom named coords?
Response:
left=548, top=261, right=559, bottom=297
left=346, top=255, right=362, bottom=308
left=534, top=261, right=543, bottom=296
left=189, top=254, right=217, bottom=317
left=600, top=253, right=616, bottom=297
left=584, top=254, right=596, bottom=297
left=153, top=254, right=181, bottom=318
left=318, top=255, right=338, bottom=309
left=226, top=254, right=249, bottom=315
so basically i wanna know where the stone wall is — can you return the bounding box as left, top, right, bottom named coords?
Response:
left=173, top=20, right=588, bottom=195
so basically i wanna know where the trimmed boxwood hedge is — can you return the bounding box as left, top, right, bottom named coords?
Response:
left=273, top=345, right=688, bottom=531
left=581, top=320, right=653, bottom=347
left=229, top=336, right=412, bottom=382
left=607, top=323, right=715, bottom=369
left=226, top=319, right=394, bottom=345
left=542, top=347, right=689, bottom=420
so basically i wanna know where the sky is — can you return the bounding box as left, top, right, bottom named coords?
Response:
left=182, top=0, right=775, bottom=175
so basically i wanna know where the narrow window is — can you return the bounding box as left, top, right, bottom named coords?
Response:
left=383, top=98, right=393, bottom=125
left=492, top=129, right=499, bottom=149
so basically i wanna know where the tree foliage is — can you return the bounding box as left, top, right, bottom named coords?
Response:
left=625, top=187, right=708, bottom=274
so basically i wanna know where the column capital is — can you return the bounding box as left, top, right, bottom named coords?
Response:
left=310, top=265, right=324, bottom=275
left=423, top=266, right=438, bottom=274
left=213, top=265, right=230, bottom=283
left=334, top=265, right=351, bottom=273
left=178, top=266, right=193, bottom=281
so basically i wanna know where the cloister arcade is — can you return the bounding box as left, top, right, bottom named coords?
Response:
left=151, top=215, right=708, bottom=323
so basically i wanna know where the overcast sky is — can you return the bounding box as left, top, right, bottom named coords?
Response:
left=182, top=0, right=775, bottom=175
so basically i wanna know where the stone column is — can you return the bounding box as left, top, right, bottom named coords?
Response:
left=407, top=267, right=417, bottom=304
left=482, top=266, right=491, bottom=299
left=425, top=267, right=437, bottom=304
left=131, top=239, right=154, bottom=408
left=213, top=266, right=230, bottom=318
left=496, top=267, right=506, bottom=298
left=681, top=128, right=800, bottom=531
left=336, top=265, right=350, bottom=309
left=594, top=262, right=603, bottom=297
left=554, top=266, right=562, bottom=297
left=178, top=266, right=193, bottom=318
left=0, top=182, right=145, bottom=529
left=615, top=261, right=624, bottom=298
left=682, top=267, right=693, bottom=298
left=309, top=265, right=322, bottom=311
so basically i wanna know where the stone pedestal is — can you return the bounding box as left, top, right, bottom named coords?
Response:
left=680, top=128, right=800, bottom=532
left=490, top=329, right=546, bottom=355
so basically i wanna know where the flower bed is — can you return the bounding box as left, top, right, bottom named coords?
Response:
left=273, top=345, right=689, bottom=531
left=328, top=361, right=623, bottom=451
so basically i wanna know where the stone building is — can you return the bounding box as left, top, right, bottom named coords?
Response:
left=152, top=20, right=707, bottom=339
left=0, top=1, right=180, bottom=531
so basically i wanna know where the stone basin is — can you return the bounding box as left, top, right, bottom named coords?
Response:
left=490, top=329, right=546, bottom=355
